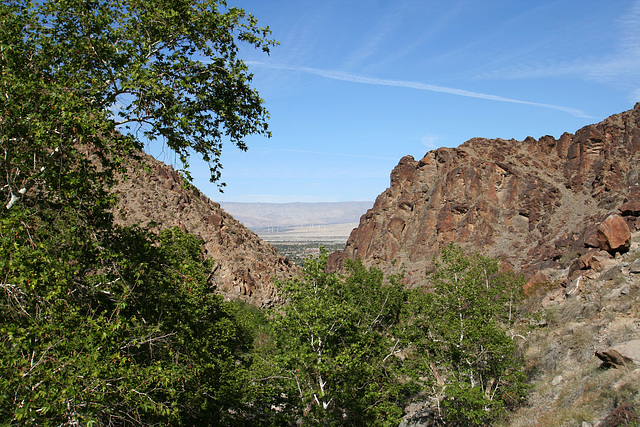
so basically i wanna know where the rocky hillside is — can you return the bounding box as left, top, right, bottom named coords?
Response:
left=339, top=104, right=640, bottom=426
left=330, top=104, right=640, bottom=287
left=500, top=230, right=640, bottom=426
left=111, top=153, right=298, bottom=307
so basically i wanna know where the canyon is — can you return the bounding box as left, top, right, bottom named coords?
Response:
left=109, top=104, right=640, bottom=424
left=112, top=104, right=640, bottom=308
left=111, top=153, right=298, bottom=307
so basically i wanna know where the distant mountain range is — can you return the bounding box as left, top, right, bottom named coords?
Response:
left=220, top=201, right=373, bottom=231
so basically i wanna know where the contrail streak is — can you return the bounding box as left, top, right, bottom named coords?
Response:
left=247, top=61, right=591, bottom=118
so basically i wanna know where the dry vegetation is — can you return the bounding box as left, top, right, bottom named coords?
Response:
left=499, top=237, right=640, bottom=426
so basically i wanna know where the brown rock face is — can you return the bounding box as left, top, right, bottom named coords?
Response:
left=619, top=187, right=640, bottom=219
left=331, top=104, right=640, bottom=284
left=112, top=153, right=297, bottom=307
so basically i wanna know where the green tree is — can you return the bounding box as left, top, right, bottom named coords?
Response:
left=1, top=0, right=276, bottom=213
left=1, top=224, right=258, bottom=425
left=1, top=0, right=276, bottom=424
left=405, top=245, right=528, bottom=426
left=253, top=250, right=413, bottom=426
left=248, top=247, right=527, bottom=426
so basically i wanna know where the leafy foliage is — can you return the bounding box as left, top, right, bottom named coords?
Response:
left=1, top=0, right=276, bottom=424
left=252, top=250, right=413, bottom=426
left=1, top=0, right=132, bottom=214
left=405, top=244, right=528, bottom=425
left=249, top=246, right=527, bottom=426
left=0, top=221, right=255, bottom=425
left=1, top=2, right=531, bottom=423
left=1, top=0, right=276, bottom=213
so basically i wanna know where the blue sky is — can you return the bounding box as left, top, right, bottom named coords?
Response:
left=164, top=0, right=640, bottom=203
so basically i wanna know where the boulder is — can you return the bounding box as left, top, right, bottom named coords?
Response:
left=575, top=250, right=613, bottom=272
left=523, top=271, right=549, bottom=296
left=587, top=251, right=614, bottom=272
left=583, top=229, right=601, bottom=248
left=541, top=287, right=566, bottom=307
left=619, top=200, right=640, bottom=216
left=203, top=213, right=223, bottom=227
left=599, top=264, right=623, bottom=282
left=619, top=187, right=640, bottom=216
left=596, top=214, right=631, bottom=253
left=595, top=340, right=640, bottom=368
left=613, top=340, right=640, bottom=363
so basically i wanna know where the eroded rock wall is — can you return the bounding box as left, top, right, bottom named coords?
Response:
left=331, top=104, right=640, bottom=285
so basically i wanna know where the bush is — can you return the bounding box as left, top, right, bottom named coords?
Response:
left=253, top=245, right=528, bottom=426
left=601, top=401, right=639, bottom=427
left=0, top=220, right=254, bottom=425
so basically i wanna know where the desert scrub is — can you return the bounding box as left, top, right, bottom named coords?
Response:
left=551, top=364, right=637, bottom=426
left=504, top=366, right=635, bottom=427
left=601, top=318, right=640, bottom=347
left=565, top=323, right=600, bottom=360
left=600, top=400, right=639, bottom=427
left=544, top=297, right=586, bottom=328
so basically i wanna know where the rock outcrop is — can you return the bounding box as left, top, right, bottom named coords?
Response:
left=592, top=214, right=631, bottom=253
left=506, top=232, right=640, bottom=425
left=596, top=340, right=640, bottom=368
left=331, top=104, right=640, bottom=285
left=112, top=152, right=298, bottom=307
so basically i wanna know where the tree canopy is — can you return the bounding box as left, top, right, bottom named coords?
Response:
left=1, top=221, right=263, bottom=424
left=251, top=251, right=411, bottom=425
left=249, top=247, right=528, bottom=426
left=405, top=245, right=528, bottom=425
left=1, top=0, right=277, bottom=212
left=1, top=0, right=277, bottom=424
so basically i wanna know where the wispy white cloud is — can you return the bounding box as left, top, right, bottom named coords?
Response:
left=475, top=0, right=640, bottom=103
left=371, top=0, right=468, bottom=72
left=618, top=0, right=640, bottom=53
left=420, top=135, right=441, bottom=150
left=248, top=61, right=591, bottom=117
left=341, top=5, right=404, bottom=70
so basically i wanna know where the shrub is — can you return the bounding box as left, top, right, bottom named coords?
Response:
left=0, top=223, right=254, bottom=425
left=601, top=401, right=639, bottom=427
left=253, top=250, right=412, bottom=425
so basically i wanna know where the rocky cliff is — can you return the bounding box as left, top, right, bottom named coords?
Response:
left=112, top=153, right=297, bottom=307
left=330, top=104, right=640, bottom=286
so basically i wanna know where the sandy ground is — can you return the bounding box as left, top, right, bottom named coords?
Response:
left=256, top=222, right=358, bottom=243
